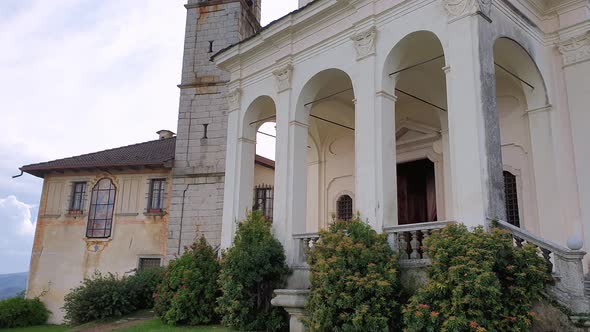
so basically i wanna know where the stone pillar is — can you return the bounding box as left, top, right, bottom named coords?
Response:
left=221, top=106, right=240, bottom=249
left=438, top=111, right=453, bottom=221
left=524, top=106, right=563, bottom=237
left=375, top=91, right=398, bottom=229
left=443, top=2, right=505, bottom=228
left=272, top=64, right=294, bottom=253
left=351, top=26, right=379, bottom=228
left=271, top=289, right=309, bottom=332
left=558, top=32, right=590, bottom=255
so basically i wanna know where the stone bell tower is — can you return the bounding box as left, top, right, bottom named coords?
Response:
left=168, top=0, right=261, bottom=259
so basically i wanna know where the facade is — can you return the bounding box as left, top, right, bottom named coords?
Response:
left=18, top=0, right=590, bottom=328
left=20, top=133, right=274, bottom=323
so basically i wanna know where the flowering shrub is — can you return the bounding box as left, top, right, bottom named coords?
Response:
left=217, top=211, right=290, bottom=331
left=154, top=237, right=220, bottom=326
left=305, top=218, right=401, bottom=331
left=403, top=224, right=550, bottom=332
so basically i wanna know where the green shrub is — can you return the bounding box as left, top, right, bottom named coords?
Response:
left=154, top=237, right=220, bottom=326
left=0, top=297, right=50, bottom=328
left=305, top=218, right=401, bottom=331
left=217, top=211, right=290, bottom=331
left=403, top=224, right=550, bottom=332
left=63, top=272, right=133, bottom=325
left=127, top=267, right=164, bottom=310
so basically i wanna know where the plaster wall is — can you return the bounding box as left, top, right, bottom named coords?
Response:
left=254, top=163, right=275, bottom=186
left=26, top=170, right=170, bottom=324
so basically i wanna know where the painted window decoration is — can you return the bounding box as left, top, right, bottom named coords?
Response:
left=69, top=182, right=87, bottom=213
left=253, top=184, right=274, bottom=221
left=337, top=195, right=353, bottom=221
left=503, top=171, right=521, bottom=227
left=148, top=179, right=166, bottom=212
left=87, top=178, right=116, bottom=238
left=138, top=257, right=161, bottom=271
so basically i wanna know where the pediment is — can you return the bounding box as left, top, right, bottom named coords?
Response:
left=396, top=120, right=440, bottom=147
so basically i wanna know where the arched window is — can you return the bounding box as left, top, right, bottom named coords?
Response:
left=87, top=178, right=116, bottom=238
left=503, top=171, right=520, bottom=227
left=337, top=195, right=353, bottom=221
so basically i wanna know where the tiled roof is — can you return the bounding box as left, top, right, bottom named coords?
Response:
left=21, top=137, right=176, bottom=178
left=255, top=155, right=275, bottom=169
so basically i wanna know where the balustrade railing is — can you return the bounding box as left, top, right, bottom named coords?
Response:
left=292, top=232, right=320, bottom=268
left=383, top=221, right=455, bottom=261
left=494, top=220, right=589, bottom=313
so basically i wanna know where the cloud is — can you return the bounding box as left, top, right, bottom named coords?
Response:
left=0, top=195, right=37, bottom=274
left=0, top=0, right=297, bottom=274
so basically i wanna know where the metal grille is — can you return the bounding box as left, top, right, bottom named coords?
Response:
left=138, top=257, right=161, bottom=271
left=253, top=184, right=273, bottom=221
left=69, top=182, right=87, bottom=212
left=148, top=179, right=166, bottom=211
left=87, top=178, right=116, bottom=238
left=503, top=171, right=520, bottom=227
left=337, top=195, right=353, bottom=221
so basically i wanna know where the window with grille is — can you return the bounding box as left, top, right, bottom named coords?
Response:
left=69, top=182, right=87, bottom=213
left=503, top=171, right=520, bottom=227
left=253, top=185, right=273, bottom=221
left=138, top=257, right=161, bottom=271
left=148, top=179, right=166, bottom=212
left=337, top=195, right=353, bottom=221
left=87, top=178, right=116, bottom=238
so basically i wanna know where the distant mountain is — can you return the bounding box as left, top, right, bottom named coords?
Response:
left=0, top=272, right=27, bottom=300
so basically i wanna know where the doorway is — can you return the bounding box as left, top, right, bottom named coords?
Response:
left=397, top=159, right=437, bottom=225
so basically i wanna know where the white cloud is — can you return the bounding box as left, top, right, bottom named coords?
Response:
left=0, top=0, right=297, bottom=274
left=0, top=196, right=37, bottom=274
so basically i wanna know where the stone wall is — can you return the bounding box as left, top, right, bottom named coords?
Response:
left=168, top=0, right=260, bottom=258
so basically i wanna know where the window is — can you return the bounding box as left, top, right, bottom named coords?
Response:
left=87, top=178, right=116, bottom=238
left=138, top=257, right=161, bottom=271
left=148, top=179, right=166, bottom=212
left=69, top=182, right=87, bottom=212
left=337, top=195, right=353, bottom=221
left=253, top=184, right=273, bottom=221
left=503, top=171, right=520, bottom=227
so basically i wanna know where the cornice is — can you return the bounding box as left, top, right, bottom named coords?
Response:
left=557, top=31, right=590, bottom=66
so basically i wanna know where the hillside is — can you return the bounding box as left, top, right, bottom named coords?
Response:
left=0, top=272, right=27, bottom=299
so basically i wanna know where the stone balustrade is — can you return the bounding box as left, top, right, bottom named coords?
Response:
left=495, top=220, right=590, bottom=314
left=292, top=232, right=320, bottom=268
left=383, top=221, right=455, bottom=262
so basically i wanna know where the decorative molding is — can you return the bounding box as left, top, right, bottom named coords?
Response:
left=557, top=32, right=590, bottom=66
left=226, top=88, right=241, bottom=111
left=376, top=91, right=397, bottom=102
left=443, top=0, right=492, bottom=22
left=273, top=64, right=293, bottom=92
left=442, top=65, right=451, bottom=74
left=351, top=27, right=377, bottom=61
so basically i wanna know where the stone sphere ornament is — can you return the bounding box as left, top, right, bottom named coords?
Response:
left=567, top=234, right=584, bottom=250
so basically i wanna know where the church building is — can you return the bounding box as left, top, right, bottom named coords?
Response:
left=20, top=0, right=590, bottom=327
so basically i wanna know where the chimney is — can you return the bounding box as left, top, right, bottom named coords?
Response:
left=157, top=130, right=175, bottom=140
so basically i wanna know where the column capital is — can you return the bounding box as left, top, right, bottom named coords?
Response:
left=557, top=31, right=590, bottom=67
left=376, top=91, right=397, bottom=102
left=526, top=104, right=552, bottom=115
left=443, top=0, right=492, bottom=22
left=238, top=137, right=256, bottom=145
left=226, top=88, right=241, bottom=111
left=273, top=63, right=294, bottom=93
left=351, top=27, right=377, bottom=61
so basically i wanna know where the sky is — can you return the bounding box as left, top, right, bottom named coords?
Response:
left=0, top=0, right=297, bottom=274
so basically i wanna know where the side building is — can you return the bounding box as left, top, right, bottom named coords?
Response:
left=20, top=131, right=275, bottom=323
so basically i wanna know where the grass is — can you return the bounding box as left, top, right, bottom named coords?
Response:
left=0, top=319, right=234, bottom=332
left=117, top=319, right=234, bottom=332
left=0, top=326, right=67, bottom=332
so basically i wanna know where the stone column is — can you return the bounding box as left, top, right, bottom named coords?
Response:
left=221, top=106, right=240, bottom=249
left=351, top=26, right=379, bottom=228
left=444, top=1, right=506, bottom=227
left=438, top=110, right=453, bottom=221
left=375, top=91, right=398, bottom=229
left=558, top=32, right=590, bottom=253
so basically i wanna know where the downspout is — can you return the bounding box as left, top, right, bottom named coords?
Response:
left=12, top=170, right=23, bottom=178
left=178, top=183, right=196, bottom=255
